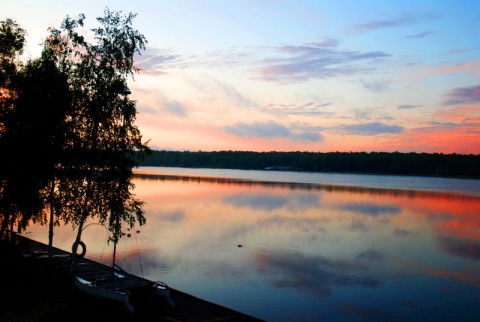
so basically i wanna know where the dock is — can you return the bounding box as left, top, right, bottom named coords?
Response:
left=0, top=233, right=265, bottom=321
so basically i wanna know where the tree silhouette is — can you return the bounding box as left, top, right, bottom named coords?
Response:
left=43, top=9, right=150, bottom=270
left=0, top=18, right=32, bottom=241
left=0, top=10, right=150, bottom=271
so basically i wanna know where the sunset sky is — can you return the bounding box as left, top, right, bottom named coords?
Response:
left=4, top=0, right=480, bottom=154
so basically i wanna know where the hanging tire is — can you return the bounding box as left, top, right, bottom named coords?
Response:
left=73, top=241, right=86, bottom=258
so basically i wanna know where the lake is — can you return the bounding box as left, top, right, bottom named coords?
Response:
left=24, top=167, right=480, bottom=321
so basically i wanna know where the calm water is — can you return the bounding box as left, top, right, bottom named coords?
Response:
left=25, top=167, right=480, bottom=321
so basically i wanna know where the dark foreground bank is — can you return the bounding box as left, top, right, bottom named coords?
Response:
left=0, top=234, right=264, bottom=322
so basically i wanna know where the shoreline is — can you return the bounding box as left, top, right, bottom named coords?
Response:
left=0, top=233, right=264, bottom=322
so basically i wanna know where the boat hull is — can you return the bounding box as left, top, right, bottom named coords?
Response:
left=74, top=276, right=134, bottom=312
left=153, top=281, right=175, bottom=307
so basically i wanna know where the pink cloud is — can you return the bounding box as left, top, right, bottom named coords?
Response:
left=359, top=125, right=480, bottom=154
left=402, top=61, right=480, bottom=83
left=435, top=63, right=480, bottom=75
left=442, top=84, right=480, bottom=106
left=435, top=105, right=480, bottom=123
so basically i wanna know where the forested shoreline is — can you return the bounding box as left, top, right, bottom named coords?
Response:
left=140, top=150, right=480, bottom=178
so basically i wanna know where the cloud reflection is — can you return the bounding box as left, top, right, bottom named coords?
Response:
left=340, top=203, right=401, bottom=216
left=438, top=236, right=480, bottom=260
left=218, top=216, right=328, bottom=243
left=356, top=249, right=385, bottom=262
left=393, top=228, right=415, bottom=237
left=224, top=193, right=289, bottom=210
left=162, top=210, right=186, bottom=222
left=224, top=192, right=320, bottom=211
left=351, top=219, right=368, bottom=231
left=254, top=248, right=381, bottom=298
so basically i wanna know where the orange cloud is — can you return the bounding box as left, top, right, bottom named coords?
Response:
left=435, top=104, right=480, bottom=123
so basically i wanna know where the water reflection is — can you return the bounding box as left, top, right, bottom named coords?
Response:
left=24, top=171, right=480, bottom=321
left=134, top=172, right=480, bottom=200
left=439, top=236, right=480, bottom=261
left=338, top=203, right=401, bottom=216
left=255, top=247, right=382, bottom=297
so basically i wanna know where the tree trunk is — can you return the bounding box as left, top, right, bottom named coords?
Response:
left=48, top=180, right=55, bottom=260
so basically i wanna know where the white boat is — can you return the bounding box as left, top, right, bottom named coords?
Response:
left=75, top=265, right=175, bottom=313
left=114, top=264, right=176, bottom=307
left=74, top=273, right=136, bottom=313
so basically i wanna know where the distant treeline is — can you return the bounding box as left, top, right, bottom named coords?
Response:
left=140, top=150, right=480, bottom=178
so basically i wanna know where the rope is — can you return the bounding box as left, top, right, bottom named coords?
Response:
left=100, top=226, right=108, bottom=262
left=122, top=230, right=128, bottom=263
left=134, top=226, right=145, bottom=278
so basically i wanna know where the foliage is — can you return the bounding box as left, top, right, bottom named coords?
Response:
left=0, top=18, right=31, bottom=239
left=0, top=9, right=150, bottom=259
left=1, top=50, right=72, bottom=234
left=0, top=18, right=25, bottom=92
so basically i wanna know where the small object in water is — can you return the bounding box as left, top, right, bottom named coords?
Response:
left=238, top=244, right=243, bottom=247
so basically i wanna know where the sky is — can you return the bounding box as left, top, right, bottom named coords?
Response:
left=3, top=0, right=480, bottom=154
